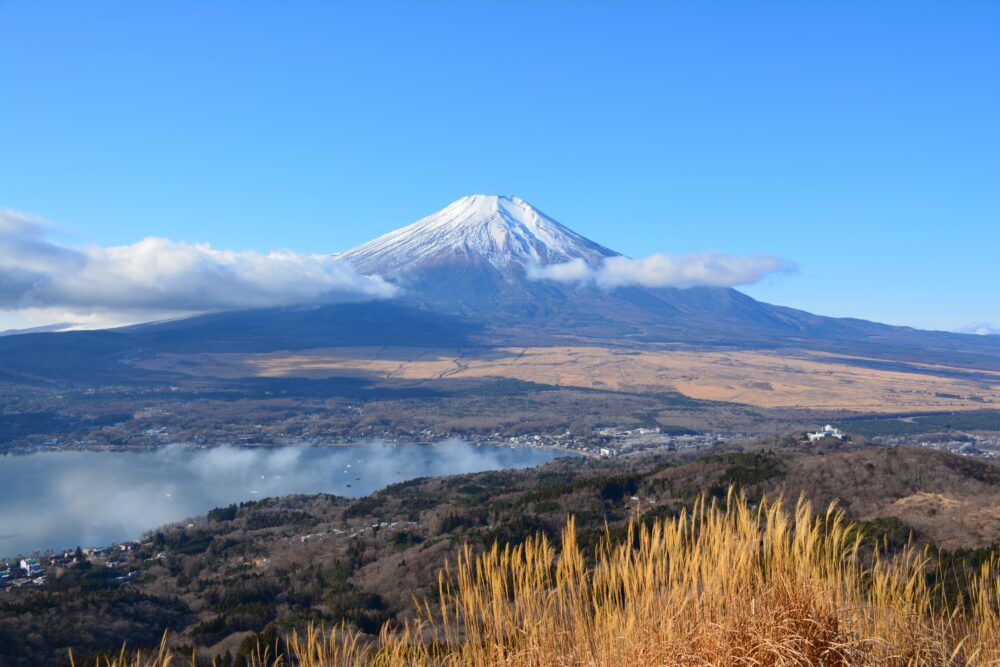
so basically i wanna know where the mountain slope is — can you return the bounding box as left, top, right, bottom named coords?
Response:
left=0, top=301, right=482, bottom=383
left=329, top=195, right=1000, bottom=371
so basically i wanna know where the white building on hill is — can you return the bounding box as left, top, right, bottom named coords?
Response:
left=807, top=425, right=845, bottom=442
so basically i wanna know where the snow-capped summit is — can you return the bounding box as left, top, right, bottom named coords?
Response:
left=337, top=195, right=619, bottom=277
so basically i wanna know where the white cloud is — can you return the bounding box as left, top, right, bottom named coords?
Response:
left=526, top=257, right=593, bottom=282
left=958, top=323, right=1000, bottom=336
left=528, top=252, right=793, bottom=289
left=0, top=209, right=397, bottom=327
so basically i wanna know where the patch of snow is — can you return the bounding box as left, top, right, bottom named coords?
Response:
left=336, top=195, right=620, bottom=275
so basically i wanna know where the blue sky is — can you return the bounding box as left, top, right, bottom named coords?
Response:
left=1, top=1, right=997, bottom=332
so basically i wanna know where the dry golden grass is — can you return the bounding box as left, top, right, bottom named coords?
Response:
left=138, top=345, right=1000, bottom=412
left=90, top=491, right=1000, bottom=666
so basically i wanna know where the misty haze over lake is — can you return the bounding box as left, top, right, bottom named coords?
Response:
left=0, top=441, right=564, bottom=557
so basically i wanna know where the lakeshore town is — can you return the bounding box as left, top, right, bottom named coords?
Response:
left=0, top=425, right=725, bottom=593
left=3, top=423, right=1000, bottom=593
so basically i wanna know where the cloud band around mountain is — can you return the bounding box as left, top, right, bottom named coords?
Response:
left=527, top=253, right=794, bottom=289
left=958, top=323, right=1000, bottom=336
left=0, top=209, right=397, bottom=327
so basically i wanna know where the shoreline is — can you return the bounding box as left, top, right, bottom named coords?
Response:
left=0, top=440, right=583, bottom=563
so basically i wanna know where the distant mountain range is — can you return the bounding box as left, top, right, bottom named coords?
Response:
left=3, top=195, right=1000, bottom=386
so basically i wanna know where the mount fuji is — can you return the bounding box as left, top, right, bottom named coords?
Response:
left=337, top=194, right=618, bottom=275
left=3, top=194, right=1000, bottom=387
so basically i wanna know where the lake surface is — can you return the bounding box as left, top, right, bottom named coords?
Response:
left=0, top=440, right=563, bottom=557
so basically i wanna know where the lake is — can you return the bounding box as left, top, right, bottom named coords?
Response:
left=0, top=440, right=564, bottom=557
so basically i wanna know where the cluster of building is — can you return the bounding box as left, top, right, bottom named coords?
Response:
left=447, top=427, right=731, bottom=457
left=1, top=558, right=47, bottom=590
left=591, top=427, right=732, bottom=456
left=1, top=540, right=147, bottom=592
left=874, top=433, right=1000, bottom=460
left=347, top=426, right=735, bottom=458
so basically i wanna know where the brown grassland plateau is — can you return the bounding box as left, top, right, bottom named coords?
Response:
left=136, top=345, right=1000, bottom=412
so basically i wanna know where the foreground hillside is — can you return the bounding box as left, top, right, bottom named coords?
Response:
left=103, top=492, right=1000, bottom=666
left=6, top=439, right=1000, bottom=665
